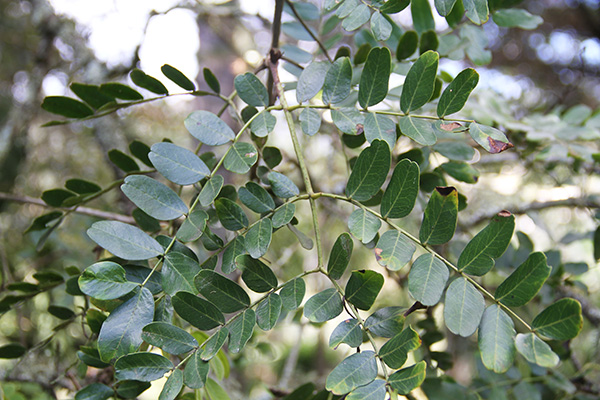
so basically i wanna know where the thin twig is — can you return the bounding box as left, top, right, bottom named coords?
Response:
left=284, top=0, right=332, bottom=62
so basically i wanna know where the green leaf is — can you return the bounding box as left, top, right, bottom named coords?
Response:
left=172, top=291, right=224, bottom=331
left=121, top=175, right=188, bottom=220
left=65, top=178, right=101, bottom=195
left=79, top=261, right=138, bottom=300
left=408, top=254, right=449, bottom=306
left=70, top=83, right=115, bottom=109
left=381, top=0, right=410, bottom=13
left=332, top=108, right=364, bottom=134
left=419, top=30, right=439, bottom=54
left=0, top=343, right=26, bottom=359
left=375, top=230, right=416, bottom=271
left=184, top=351, right=209, bottom=389
left=323, top=57, right=353, bottom=104
left=463, top=0, right=488, bottom=24
left=99, top=82, right=143, bottom=100
left=370, top=11, right=392, bottom=41
left=206, top=378, right=231, bottom=400
left=159, top=369, right=184, bottom=400
left=250, top=110, right=276, bottom=137
left=75, top=384, right=113, bottom=400
left=365, top=306, right=405, bottom=337
left=419, top=186, right=458, bottom=245
left=397, top=31, right=419, bottom=61
left=280, top=277, right=306, bottom=311
left=263, top=146, right=282, bottom=169
left=437, top=68, right=479, bottom=117
left=495, top=252, right=550, bottom=307
left=161, top=64, right=195, bottom=91
left=346, top=140, right=391, bottom=201
left=359, top=47, right=392, bottom=108
left=347, top=380, right=386, bottom=400
left=326, top=351, right=378, bottom=395
left=348, top=208, right=381, bottom=244
left=25, top=211, right=63, bottom=233
left=108, top=149, right=139, bottom=172
left=493, top=9, right=542, bottom=29
left=199, top=175, right=224, bottom=207
left=245, top=218, right=273, bottom=259
left=234, top=73, right=269, bottom=107
left=228, top=309, right=256, bottom=353
left=203, top=68, right=220, bottom=93
left=201, top=327, right=229, bottom=360
left=176, top=210, right=208, bottom=242
left=282, top=21, right=318, bottom=41
left=87, top=221, right=163, bottom=260
left=48, top=305, right=75, bottom=320
left=380, top=327, right=421, bottom=369
left=185, top=110, right=235, bottom=146
left=388, top=361, right=427, bottom=394
left=345, top=270, right=384, bottom=310
left=201, top=226, right=224, bottom=251
left=142, top=322, right=198, bottom=354
left=256, top=293, right=282, bottom=331
left=304, top=288, right=343, bottom=323
left=400, top=51, right=439, bottom=113
left=342, top=3, right=370, bottom=31
left=115, top=381, right=150, bottom=399
left=440, top=161, right=479, bottom=183
left=162, top=252, right=200, bottom=295
left=215, top=198, right=249, bottom=231
left=469, top=122, right=514, bottom=154
left=149, top=142, right=209, bottom=185
left=381, top=159, right=420, bottom=219
left=336, top=0, right=358, bottom=18
left=195, top=270, right=250, bottom=313
left=299, top=108, right=321, bottom=136
left=329, top=319, right=363, bottom=349
left=327, top=233, right=354, bottom=280
left=98, top=287, right=154, bottom=361
left=41, top=188, right=75, bottom=207
left=478, top=305, right=515, bottom=373
left=364, top=113, right=396, bottom=148
left=433, top=141, right=474, bottom=161
left=238, top=182, right=274, bottom=213
left=398, top=116, right=437, bottom=145
left=268, top=171, right=300, bottom=198
left=272, top=203, right=296, bottom=228
left=532, top=298, right=583, bottom=340
left=130, top=69, right=169, bottom=95
left=296, top=61, right=329, bottom=103
left=222, top=236, right=247, bottom=274
left=236, top=255, right=278, bottom=293
left=411, top=0, right=435, bottom=33
left=514, top=333, right=559, bottom=368
left=223, top=142, right=258, bottom=174
left=444, top=277, right=484, bottom=337
left=458, top=211, right=515, bottom=275
left=42, top=96, right=94, bottom=118
left=435, top=0, right=457, bottom=16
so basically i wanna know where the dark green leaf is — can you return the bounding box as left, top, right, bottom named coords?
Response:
left=124, top=264, right=162, bottom=295
left=345, top=270, right=384, bottom=310
left=142, top=322, right=198, bottom=354
left=65, top=178, right=101, bottom=195
left=201, top=226, right=224, bottom=251
left=70, top=83, right=115, bottom=109
left=201, top=327, right=229, bottom=360
left=87, top=221, right=163, bottom=260
left=42, top=96, right=94, bottom=118
left=380, top=327, right=421, bottom=368
left=327, top=233, right=354, bottom=280
left=130, top=69, right=169, bottom=95
left=239, top=182, right=275, bottom=213
left=198, top=175, right=224, bottom=207
left=280, top=278, right=306, bottom=311
left=108, top=149, right=139, bottom=172
left=375, top=230, right=416, bottom=271
left=263, top=146, right=282, bottom=169
left=397, top=31, right=419, bottom=60
left=408, top=254, right=449, bottom=306
left=463, top=0, right=488, bottom=24
left=433, top=141, right=474, bottom=161
left=234, top=73, right=269, bottom=107
left=222, top=236, right=247, bottom=274
left=98, top=287, right=154, bottom=361
left=347, top=380, right=386, bottom=400
left=256, top=293, right=282, bottom=331
left=172, top=291, right=224, bottom=331
left=75, top=384, right=113, bottom=400
left=48, top=304, right=75, bottom=319
left=159, top=369, right=184, bottom=400
left=326, top=351, right=377, bottom=395
left=99, top=83, right=143, bottom=100
left=195, top=270, right=250, bottom=313
left=272, top=203, right=296, bottom=228
left=203, top=68, right=220, bottom=93
left=224, top=142, right=258, bottom=174
left=446, top=0, right=464, bottom=27
left=215, top=198, right=249, bottom=231
left=41, top=188, right=76, bottom=207
left=437, top=69, right=478, bottom=117
left=444, top=277, right=484, bottom=337
left=0, top=343, right=26, bottom=359
left=162, top=252, right=200, bottom=295
left=77, top=346, right=109, bottom=368
left=79, top=261, right=138, bottom=300
left=282, top=383, right=316, bottom=400
left=381, top=159, right=420, bottom=219
left=176, top=210, right=208, bottom=242
left=331, top=108, right=364, bottom=134
left=236, top=255, right=278, bottom=292
left=250, top=110, right=276, bottom=137
left=400, top=51, right=439, bottom=113
left=381, top=0, right=410, bottom=13
left=184, top=351, right=209, bottom=389
left=458, top=211, right=515, bottom=275
left=323, top=57, right=353, bottom=105
left=419, top=186, right=458, bottom=245
left=514, top=333, right=559, bottom=368
left=364, top=113, right=396, bottom=148
left=411, top=0, right=435, bottom=33
left=348, top=208, right=381, bottom=244
left=149, top=142, right=209, bottom=185
left=161, top=64, right=195, bottom=91
left=228, top=309, right=255, bottom=353
left=364, top=306, right=405, bottom=337
left=185, top=110, right=235, bottom=146
left=370, top=11, right=392, bottom=41
left=329, top=319, right=363, bottom=349
left=121, top=175, right=188, bottom=220
left=304, top=288, right=343, bottom=323
left=532, top=298, right=582, bottom=340
left=478, top=305, right=515, bottom=373
left=116, top=381, right=151, bottom=400
left=435, top=0, right=457, bottom=16
left=359, top=47, right=392, bottom=109
left=297, top=61, right=330, bottom=103
left=245, top=218, right=273, bottom=259
left=299, top=108, right=321, bottom=136
left=346, top=140, right=390, bottom=201
left=495, top=252, right=550, bottom=307
left=25, top=211, right=63, bottom=233
left=468, top=122, right=513, bottom=154
left=398, top=116, right=437, bottom=145
left=388, top=361, right=427, bottom=394
left=269, top=171, right=300, bottom=198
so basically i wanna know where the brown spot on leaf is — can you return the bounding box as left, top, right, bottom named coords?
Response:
left=440, top=122, right=462, bottom=131
left=488, top=137, right=514, bottom=154
left=435, top=186, right=457, bottom=196
left=374, top=247, right=383, bottom=261
left=498, top=210, right=512, bottom=217
left=356, top=124, right=364, bottom=135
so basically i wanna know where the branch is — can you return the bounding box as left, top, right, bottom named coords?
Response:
left=284, top=0, right=332, bottom=62
left=0, top=192, right=135, bottom=224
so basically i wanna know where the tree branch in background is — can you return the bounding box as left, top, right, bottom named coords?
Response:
left=284, top=0, right=332, bottom=62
